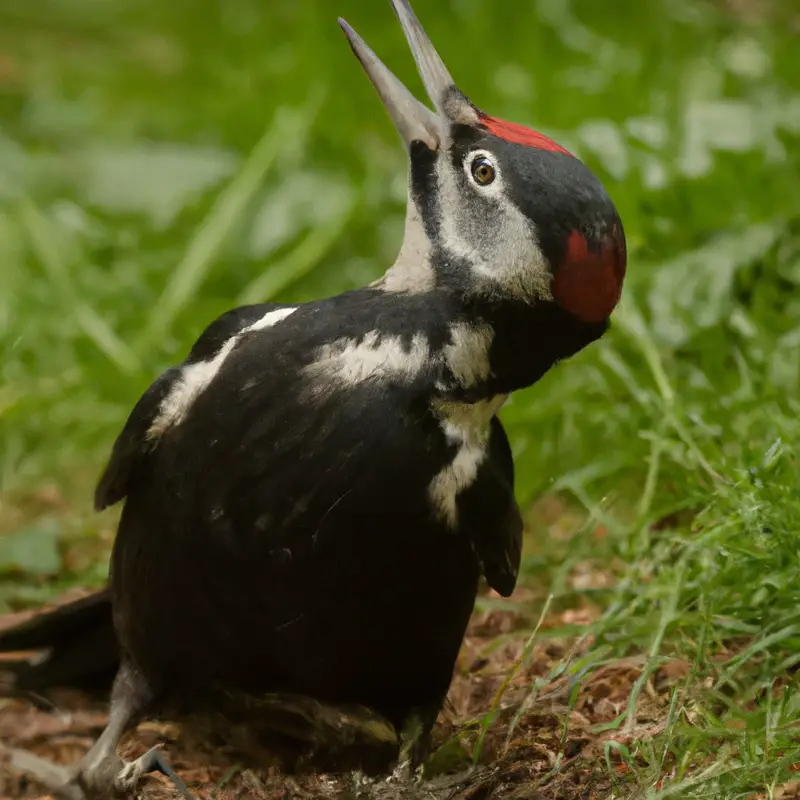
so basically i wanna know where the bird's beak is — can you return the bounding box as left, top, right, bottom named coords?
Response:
left=339, top=0, right=477, bottom=151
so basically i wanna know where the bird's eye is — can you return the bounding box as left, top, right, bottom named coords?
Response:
left=470, top=156, right=496, bottom=186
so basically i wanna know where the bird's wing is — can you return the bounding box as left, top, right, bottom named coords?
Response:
left=94, top=303, right=285, bottom=511
left=459, top=416, right=522, bottom=597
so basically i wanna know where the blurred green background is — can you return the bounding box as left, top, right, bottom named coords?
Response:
left=1, top=0, right=800, bottom=793
left=0, top=0, right=798, bottom=582
left=1, top=0, right=799, bottom=581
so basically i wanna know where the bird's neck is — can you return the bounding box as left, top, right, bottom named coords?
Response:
left=438, top=296, right=608, bottom=403
left=372, top=202, right=437, bottom=294
left=371, top=200, right=608, bottom=400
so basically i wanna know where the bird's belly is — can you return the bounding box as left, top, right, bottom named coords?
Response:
left=111, top=491, right=480, bottom=725
left=268, top=532, right=480, bottom=722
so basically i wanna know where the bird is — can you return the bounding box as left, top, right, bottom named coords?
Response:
left=0, top=0, right=626, bottom=797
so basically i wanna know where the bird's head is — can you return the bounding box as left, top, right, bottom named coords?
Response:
left=340, top=0, right=626, bottom=325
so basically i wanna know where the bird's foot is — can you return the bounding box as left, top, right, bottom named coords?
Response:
left=114, top=746, right=194, bottom=800
left=1, top=742, right=195, bottom=800
left=396, top=710, right=432, bottom=775
left=115, top=745, right=195, bottom=799
left=387, top=758, right=418, bottom=783
left=381, top=759, right=425, bottom=800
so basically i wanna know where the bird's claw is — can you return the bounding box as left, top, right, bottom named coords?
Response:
left=114, top=745, right=195, bottom=800
left=1, top=741, right=195, bottom=800
left=115, top=753, right=149, bottom=791
left=387, top=758, right=424, bottom=785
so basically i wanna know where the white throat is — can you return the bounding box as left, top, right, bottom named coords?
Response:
left=372, top=198, right=435, bottom=294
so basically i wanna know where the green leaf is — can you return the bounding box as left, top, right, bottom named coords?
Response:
left=423, top=736, right=472, bottom=779
left=0, top=519, right=62, bottom=576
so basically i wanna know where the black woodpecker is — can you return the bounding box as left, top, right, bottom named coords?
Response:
left=0, top=1, right=626, bottom=797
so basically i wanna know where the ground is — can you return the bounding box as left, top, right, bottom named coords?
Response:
left=0, top=584, right=671, bottom=800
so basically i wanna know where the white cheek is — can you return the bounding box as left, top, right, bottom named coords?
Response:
left=437, top=160, right=485, bottom=267
left=469, top=209, right=551, bottom=302
left=464, top=160, right=553, bottom=302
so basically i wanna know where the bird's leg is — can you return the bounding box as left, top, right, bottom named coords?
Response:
left=392, top=705, right=438, bottom=782
left=1, top=665, right=135, bottom=799
left=69, top=661, right=152, bottom=798
left=84, top=663, right=194, bottom=799
left=2, top=661, right=193, bottom=799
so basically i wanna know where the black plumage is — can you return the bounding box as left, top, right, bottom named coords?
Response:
left=0, top=1, right=626, bottom=797
left=0, top=589, right=116, bottom=693
left=109, top=290, right=521, bottom=718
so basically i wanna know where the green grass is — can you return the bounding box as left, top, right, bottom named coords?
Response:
left=1, top=0, right=800, bottom=796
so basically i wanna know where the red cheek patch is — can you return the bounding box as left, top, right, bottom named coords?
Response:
left=479, top=114, right=572, bottom=156
left=552, top=228, right=627, bottom=323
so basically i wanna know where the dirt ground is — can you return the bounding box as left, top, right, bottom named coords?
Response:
left=0, top=588, right=677, bottom=800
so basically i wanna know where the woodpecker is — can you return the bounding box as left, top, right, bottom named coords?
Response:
left=0, top=1, right=626, bottom=797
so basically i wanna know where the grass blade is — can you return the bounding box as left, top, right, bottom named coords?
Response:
left=18, top=199, right=140, bottom=375
left=139, top=93, right=324, bottom=349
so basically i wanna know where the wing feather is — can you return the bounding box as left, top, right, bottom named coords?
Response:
left=94, top=303, right=283, bottom=510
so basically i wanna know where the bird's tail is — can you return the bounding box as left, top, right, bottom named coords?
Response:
left=0, top=589, right=119, bottom=694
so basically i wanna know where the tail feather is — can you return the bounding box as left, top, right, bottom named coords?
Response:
left=0, top=588, right=119, bottom=693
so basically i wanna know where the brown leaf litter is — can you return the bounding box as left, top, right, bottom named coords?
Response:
left=0, top=589, right=684, bottom=800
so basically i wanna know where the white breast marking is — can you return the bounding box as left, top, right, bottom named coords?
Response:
left=427, top=395, right=508, bottom=528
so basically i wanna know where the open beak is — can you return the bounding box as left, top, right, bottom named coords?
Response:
left=339, top=0, right=475, bottom=151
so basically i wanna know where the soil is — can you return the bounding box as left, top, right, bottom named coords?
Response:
left=0, top=589, right=677, bottom=800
